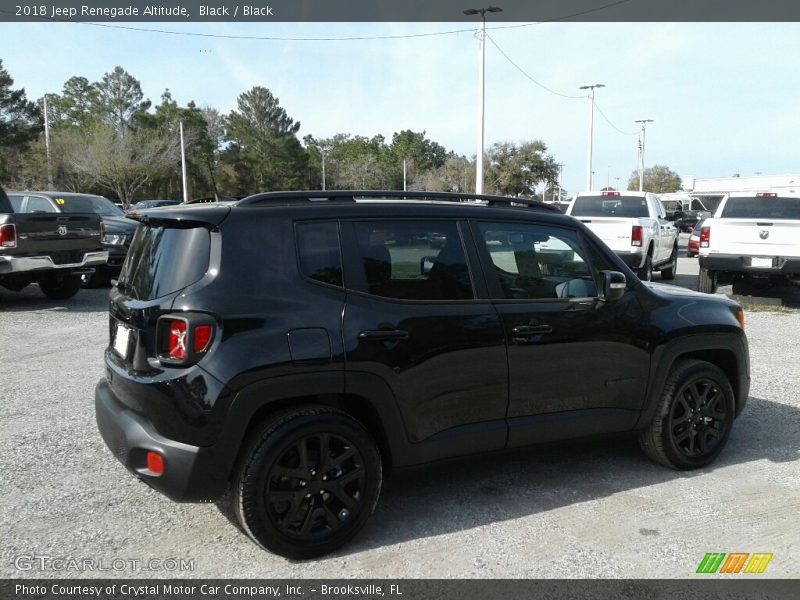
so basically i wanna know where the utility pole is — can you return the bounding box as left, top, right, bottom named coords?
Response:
left=464, top=6, right=502, bottom=195
left=43, top=94, right=53, bottom=189
left=635, top=119, right=654, bottom=192
left=579, top=83, right=605, bottom=191
left=179, top=121, right=189, bottom=203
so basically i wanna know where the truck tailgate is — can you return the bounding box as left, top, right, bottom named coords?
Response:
left=573, top=217, right=636, bottom=252
left=706, top=219, right=800, bottom=258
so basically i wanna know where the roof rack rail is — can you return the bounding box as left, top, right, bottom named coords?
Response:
left=236, top=190, right=560, bottom=212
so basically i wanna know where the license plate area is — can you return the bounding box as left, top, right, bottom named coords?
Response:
left=750, top=257, right=773, bottom=268
left=113, top=321, right=132, bottom=359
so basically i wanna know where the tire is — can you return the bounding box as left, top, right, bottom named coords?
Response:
left=38, top=274, right=82, bottom=300
left=233, top=406, right=382, bottom=559
left=638, top=359, right=735, bottom=470
left=660, top=245, right=678, bottom=281
left=637, top=253, right=653, bottom=282
left=698, top=268, right=717, bottom=294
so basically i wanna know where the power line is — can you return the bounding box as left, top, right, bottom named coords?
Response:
left=0, top=0, right=633, bottom=42
left=486, top=33, right=584, bottom=99
left=592, top=99, right=639, bottom=135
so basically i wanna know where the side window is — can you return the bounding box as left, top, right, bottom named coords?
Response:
left=7, top=194, right=24, bottom=212
left=296, top=222, right=343, bottom=287
left=352, top=220, right=473, bottom=300
left=26, top=196, right=56, bottom=213
left=477, top=222, right=599, bottom=300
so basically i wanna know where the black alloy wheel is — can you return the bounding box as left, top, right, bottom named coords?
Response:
left=639, top=359, right=735, bottom=469
left=668, top=377, right=728, bottom=458
left=264, top=432, right=365, bottom=539
left=233, top=407, right=382, bottom=559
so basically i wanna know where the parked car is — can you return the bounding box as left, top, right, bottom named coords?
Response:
left=0, top=187, right=107, bottom=299
left=698, top=192, right=800, bottom=293
left=127, top=199, right=181, bottom=212
left=96, top=190, right=749, bottom=559
left=566, top=191, right=679, bottom=281
left=6, top=191, right=138, bottom=287
left=687, top=219, right=704, bottom=257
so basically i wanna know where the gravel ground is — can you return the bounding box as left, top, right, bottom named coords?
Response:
left=1, top=249, right=798, bottom=579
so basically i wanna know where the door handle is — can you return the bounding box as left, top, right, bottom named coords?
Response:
left=511, top=324, right=552, bottom=336
left=358, top=330, right=409, bottom=342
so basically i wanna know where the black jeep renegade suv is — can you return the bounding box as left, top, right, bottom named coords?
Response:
left=95, top=190, right=749, bottom=559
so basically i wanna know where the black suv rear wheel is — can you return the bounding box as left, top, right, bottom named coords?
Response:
left=233, top=406, right=382, bottom=559
left=639, top=359, right=734, bottom=469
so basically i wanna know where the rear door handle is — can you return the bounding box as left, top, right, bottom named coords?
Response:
left=511, top=324, right=552, bottom=336
left=358, top=330, right=409, bottom=342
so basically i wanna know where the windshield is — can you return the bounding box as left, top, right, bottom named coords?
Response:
left=53, top=194, right=125, bottom=216
left=571, top=195, right=650, bottom=218
left=721, top=196, right=800, bottom=219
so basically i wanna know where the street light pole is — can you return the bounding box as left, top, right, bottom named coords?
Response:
left=579, top=83, right=604, bottom=191
left=635, top=119, right=653, bottom=192
left=464, top=6, right=502, bottom=195
left=43, top=94, right=53, bottom=189
left=321, top=150, right=326, bottom=191
left=179, top=121, right=189, bottom=203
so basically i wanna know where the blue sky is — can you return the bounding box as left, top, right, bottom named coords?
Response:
left=2, top=20, right=799, bottom=194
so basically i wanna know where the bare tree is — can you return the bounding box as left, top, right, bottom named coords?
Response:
left=60, top=123, right=181, bottom=207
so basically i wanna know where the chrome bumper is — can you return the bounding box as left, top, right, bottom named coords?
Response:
left=0, top=251, right=109, bottom=274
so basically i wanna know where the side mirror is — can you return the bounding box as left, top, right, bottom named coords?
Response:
left=601, top=270, right=627, bottom=302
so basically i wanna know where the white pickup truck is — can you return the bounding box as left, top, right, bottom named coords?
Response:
left=697, top=192, right=800, bottom=294
left=566, top=191, right=679, bottom=281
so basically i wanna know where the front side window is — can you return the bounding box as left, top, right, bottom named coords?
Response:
left=296, top=222, right=343, bottom=287
left=352, top=220, right=473, bottom=300
left=477, top=222, right=598, bottom=300
left=7, top=194, right=24, bottom=212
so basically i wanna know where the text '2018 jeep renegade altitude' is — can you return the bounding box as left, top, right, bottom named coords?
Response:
left=95, top=191, right=750, bottom=559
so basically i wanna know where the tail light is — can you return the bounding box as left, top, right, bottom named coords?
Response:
left=0, top=223, right=17, bottom=248
left=700, top=226, right=711, bottom=248
left=631, top=225, right=643, bottom=247
left=602, top=191, right=621, bottom=196
left=756, top=192, right=776, bottom=197
left=158, top=314, right=216, bottom=366
left=146, top=451, right=164, bottom=475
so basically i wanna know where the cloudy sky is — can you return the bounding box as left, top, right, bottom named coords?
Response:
left=2, top=20, right=799, bottom=194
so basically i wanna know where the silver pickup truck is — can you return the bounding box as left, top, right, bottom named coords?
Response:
left=0, top=187, right=108, bottom=299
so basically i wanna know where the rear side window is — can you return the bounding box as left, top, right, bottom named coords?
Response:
left=351, top=220, right=474, bottom=300
left=571, top=195, right=649, bottom=218
left=117, top=225, right=210, bottom=300
left=7, top=194, right=23, bottom=212
left=296, top=222, right=343, bottom=287
left=721, top=196, right=800, bottom=219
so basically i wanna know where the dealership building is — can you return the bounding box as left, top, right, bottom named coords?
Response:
left=682, top=174, right=800, bottom=195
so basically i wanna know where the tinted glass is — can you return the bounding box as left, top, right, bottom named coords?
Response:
left=7, top=194, right=23, bottom=212
left=352, top=220, right=473, bottom=300
left=571, top=195, right=650, bottom=218
left=296, top=222, right=343, bottom=287
left=720, top=196, right=800, bottom=219
left=117, top=225, right=210, bottom=300
left=26, top=196, right=56, bottom=213
left=52, top=194, right=125, bottom=216
left=478, top=222, right=598, bottom=300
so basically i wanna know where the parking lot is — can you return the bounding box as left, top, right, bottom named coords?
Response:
left=1, top=243, right=799, bottom=579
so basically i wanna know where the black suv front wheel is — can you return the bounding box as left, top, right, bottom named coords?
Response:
left=233, top=407, right=382, bottom=559
left=639, top=359, right=734, bottom=469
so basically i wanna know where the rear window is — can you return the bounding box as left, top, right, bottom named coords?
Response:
left=117, top=225, right=210, bottom=300
left=53, top=194, right=125, bottom=216
left=571, top=195, right=649, bottom=218
left=720, top=196, right=800, bottom=219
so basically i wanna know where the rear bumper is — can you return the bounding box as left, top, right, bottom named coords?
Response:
left=0, top=251, right=108, bottom=275
left=699, top=254, right=800, bottom=275
left=615, top=250, right=646, bottom=269
left=95, top=379, right=228, bottom=502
